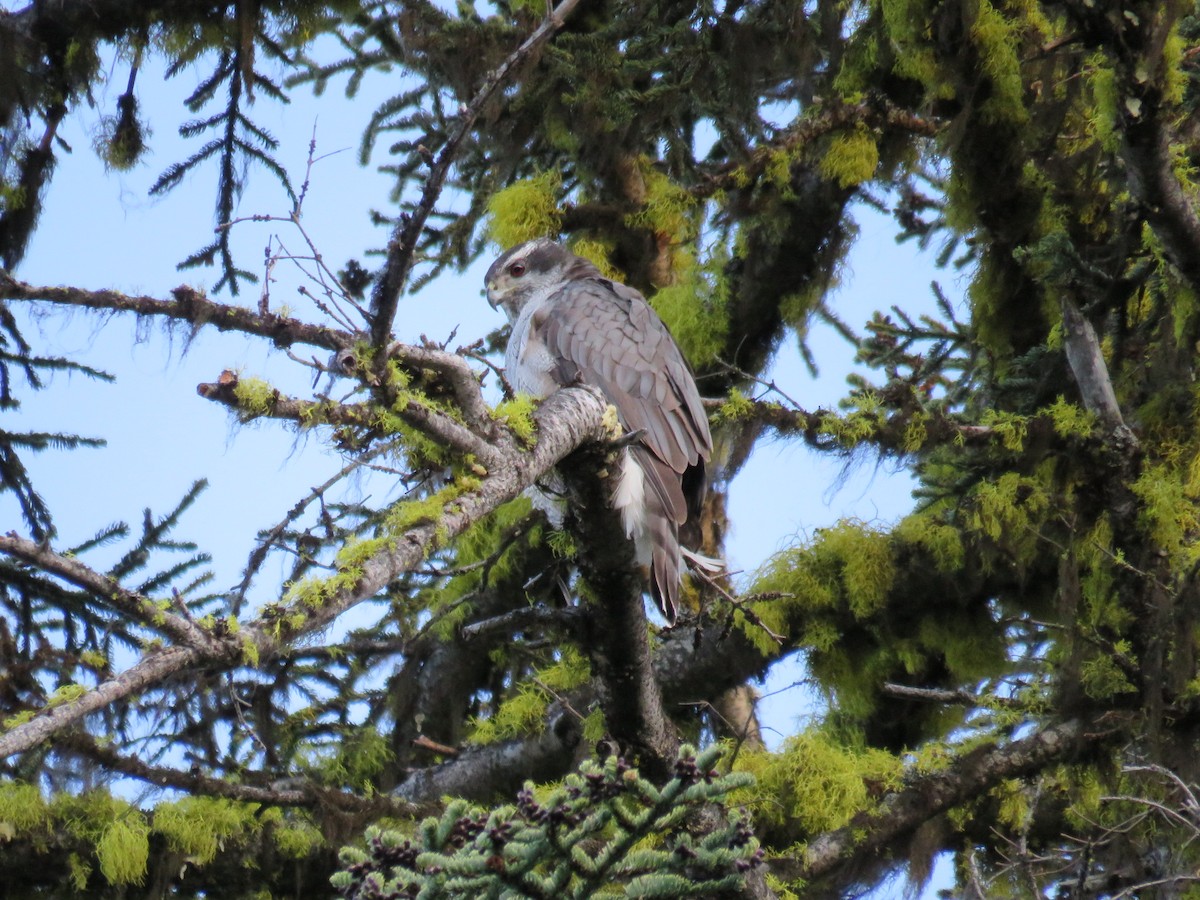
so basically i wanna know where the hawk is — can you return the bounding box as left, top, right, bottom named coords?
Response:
left=485, top=238, right=713, bottom=623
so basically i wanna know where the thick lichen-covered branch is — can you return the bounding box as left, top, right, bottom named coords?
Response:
left=775, top=717, right=1099, bottom=886
left=0, top=386, right=609, bottom=760
left=382, top=342, right=496, bottom=432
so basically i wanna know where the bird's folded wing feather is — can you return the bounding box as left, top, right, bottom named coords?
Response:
left=529, top=276, right=712, bottom=499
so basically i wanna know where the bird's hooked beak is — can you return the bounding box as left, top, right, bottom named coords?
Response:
left=486, top=280, right=501, bottom=310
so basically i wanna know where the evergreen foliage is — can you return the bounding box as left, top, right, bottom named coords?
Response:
left=4, top=0, right=1200, bottom=897
left=333, top=746, right=760, bottom=899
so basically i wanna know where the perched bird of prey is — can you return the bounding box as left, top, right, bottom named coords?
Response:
left=485, top=238, right=713, bottom=623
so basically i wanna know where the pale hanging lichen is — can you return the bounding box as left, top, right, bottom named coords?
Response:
left=486, top=171, right=563, bottom=248
left=818, top=127, right=880, bottom=188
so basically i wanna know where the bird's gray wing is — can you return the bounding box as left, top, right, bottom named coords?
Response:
left=529, top=276, right=712, bottom=485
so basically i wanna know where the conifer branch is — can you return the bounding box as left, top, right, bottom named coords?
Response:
left=195, top=369, right=504, bottom=468
left=711, top=393, right=1062, bottom=454
left=0, top=434, right=60, bottom=540
left=353, top=746, right=762, bottom=898
left=0, top=640, right=222, bottom=762
left=0, top=532, right=212, bottom=649
left=1064, top=1, right=1200, bottom=290
left=55, top=731, right=417, bottom=816
left=693, top=99, right=941, bottom=199
left=231, top=440, right=404, bottom=613
left=366, top=0, right=586, bottom=348
left=4, top=0, right=241, bottom=43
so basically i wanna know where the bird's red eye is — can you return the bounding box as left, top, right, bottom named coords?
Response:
left=508, top=262, right=527, bottom=278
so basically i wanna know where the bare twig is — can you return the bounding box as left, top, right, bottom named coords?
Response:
left=880, top=681, right=1021, bottom=709
left=1123, top=763, right=1200, bottom=819
left=0, top=274, right=354, bottom=352
left=460, top=341, right=509, bottom=392
left=412, top=734, right=460, bottom=757
left=1098, top=793, right=1199, bottom=833
left=716, top=356, right=805, bottom=410
left=690, top=565, right=786, bottom=646
left=530, top=676, right=588, bottom=723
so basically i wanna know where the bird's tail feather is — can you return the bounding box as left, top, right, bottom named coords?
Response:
left=621, top=447, right=687, bottom=623
left=647, top=515, right=681, bottom=624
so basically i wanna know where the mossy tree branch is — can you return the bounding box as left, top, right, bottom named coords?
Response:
left=774, top=717, right=1103, bottom=888
left=1064, top=0, right=1200, bottom=289
left=196, top=369, right=505, bottom=469
left=0, top=533, right=211, bottom=649
left=55, top=731, right=416, bottom=816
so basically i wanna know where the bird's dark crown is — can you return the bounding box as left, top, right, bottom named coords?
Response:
left=485, top=238, right=600, bottom=285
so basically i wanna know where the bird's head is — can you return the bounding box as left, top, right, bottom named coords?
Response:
left=485, top=238, right=594, bottom=321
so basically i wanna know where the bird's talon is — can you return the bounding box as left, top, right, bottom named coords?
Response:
left=608, top=427, right=646, bottom=449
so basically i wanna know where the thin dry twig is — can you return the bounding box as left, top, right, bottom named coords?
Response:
left=690, top=565, right=787, bottom=646
left=231, top=439, right=402, bottom=612
left=716, top=356, right=804, bottom=410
